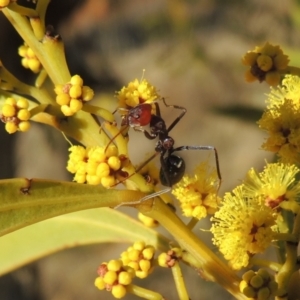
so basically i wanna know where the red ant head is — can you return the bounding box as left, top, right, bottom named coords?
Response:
left=127, top=103, right=152, bottom=127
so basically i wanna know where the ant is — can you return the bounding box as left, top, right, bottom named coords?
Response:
left=113, top=98, right=222, bottom=208
left=134, top=98, right=221, bottom=187
left=110, top=99, right=222, bottom=187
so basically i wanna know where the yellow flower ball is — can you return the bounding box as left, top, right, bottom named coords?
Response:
left=18, top=45, right=27, bottom=57
left=5, top=122, right=18, bottom=134
left=69, top=98, right=83, bottom=112
left=61, top=105, right=73, bottom=116
left=118, top=271, right=132, bottom=285
left=107, top=156, right=121, bottom=171
left=101, top=175, right=116, bottom=188
left=69, top=84, right=82, bottom=98
left=70, top=75, right=83, bottom=86
left=2, top=104, right=16, bottom=117
left=28, top=59, right=41, bottom=73
left=0, top=0, right=10, bottom=7
left=17, top=98, right=29, bottom=109
left=17, top=109, right=30, bottom=121
left=21, top=58, right=29, bottom=68
left=96, top=162, right=110, bottom=178
left=103, top=270, right=117, bottom=285
left=111, top=284, right=127, bottom=299
left=94, top=277, right=105, bottom=290
left=107, top=259, right=122, bottom=272
left=56, top=93, right=70, bottom=106
left=18, top=121, right=31, bottom=132
left=82, top=86, right=94, bottom=101
left=5, top=97, right=16, bottom=106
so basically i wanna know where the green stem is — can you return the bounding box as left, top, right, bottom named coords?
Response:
left=8, top=3, right=38, bottom=17
left=2, top=7, right=70, bottom=84
left=172, top=261, right=189, bottom=300
left=276, top=212, right=300, bottom=298
left=138, top=197, right=246, bottom=299
left=286, top=66, right=300, bottom=77
left=248, top=258, right=281, bottom=272
left=127, top=284, right=163, bottom=300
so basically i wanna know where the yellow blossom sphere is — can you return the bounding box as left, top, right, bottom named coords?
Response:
left=17, top=98, right=29, bottom=109
left=107, top=259, right=122, bottom=272
left=96, top=162, right=110, bottom=178
left=61, top=105, right=73, bottom=116
left=70, top=74, right=83, bottom=86
left=28, top=59, right=41, bottom=73
left=69, top=85, right=82, bottom=98
left=18, top=121, right=31, bottom=132
left=118, top=271, right=132, bottom=285
left=18, top=45, right=27, bottom=57
left=2, top=104, right=16, bottom=117
left=17, top=109, right=30, bottom=121
left=0, top=0, right=10, bottom=6
left=107, top=156, right=121, bottom=171
left=111, top=285, right=127, bottom=299
left=5, top=97, right=16, bottom=106
left=101, top=175, right=116, bottom=188
left=56, top=93, right=70, bottom=106
left=5, top=122, right=18, bottom=134
left=94, top=277, right=105, bottom=290
left=82, top=86, right=94, bottom=101
left=103, top=270, right=117, bottom=285
left=69, top=98, right=83, bottom=112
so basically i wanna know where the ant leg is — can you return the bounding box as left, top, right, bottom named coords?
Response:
left=161, top=98, right=187, bottom=133
left=133, top=126, right=157, bottom=140
left=114, top=187, right=171, bottom=209
left=172, top=145, right=222, bottom=182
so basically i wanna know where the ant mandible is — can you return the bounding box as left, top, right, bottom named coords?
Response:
left=135, top=98, right=222, bottom=188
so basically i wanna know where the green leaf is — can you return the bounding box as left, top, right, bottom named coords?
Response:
left=0, top=208, right=169, bottom=276
left=0, top=178, right=147, bottom=237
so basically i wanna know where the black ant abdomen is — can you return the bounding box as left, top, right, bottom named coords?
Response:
left=159, top=154, right=186, bottom=187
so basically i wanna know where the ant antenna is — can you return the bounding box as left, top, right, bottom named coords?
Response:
left=114, top=187, right=171, bottom=209
left=61, top=131, right=73, bottom=147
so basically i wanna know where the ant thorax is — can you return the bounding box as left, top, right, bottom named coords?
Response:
left=154, top=136, right=174, bottom=152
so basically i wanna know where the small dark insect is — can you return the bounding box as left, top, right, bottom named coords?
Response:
left=113, top=98, right=222, bottom=207
left=134, top=98, right=221, bottom=187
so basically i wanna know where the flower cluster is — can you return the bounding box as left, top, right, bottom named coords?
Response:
left=18, top=43, right=42, bottom=73
left=243, top=162, right=300, bottom=213
left=117, top=78, right=159, bottom=109
left=94, top=259, right=135, bottom=299
left=242, top=42, right=289, bottom=86
left=67, top=144, right=127, bottom=187
left=239, top=269, right=278, bottom=299
left=54, top=75, right=94, bottom=116
left=258, top=75, right=300, bottom=164
left=0, top=97, right=31, bottom=134
left=211, top=186, right=276, bottom=270
left=172, top=161, right=220, bottom=220
left=120, top=241, right=156, bottom=278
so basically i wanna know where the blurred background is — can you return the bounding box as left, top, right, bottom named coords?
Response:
left=0, top=0, right=299, bottom=299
